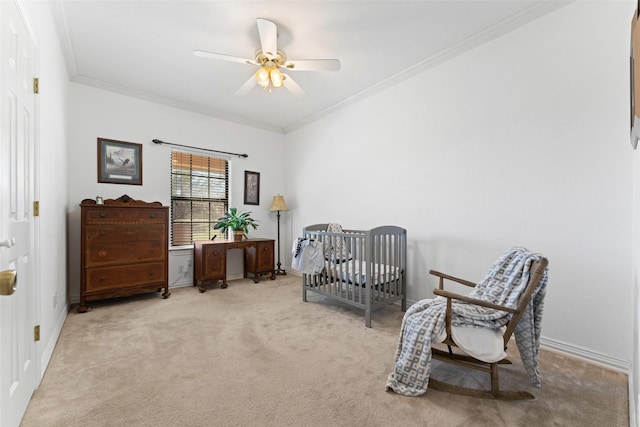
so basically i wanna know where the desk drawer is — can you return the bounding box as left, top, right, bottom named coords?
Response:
left=203, top=246, right=226, bottom=277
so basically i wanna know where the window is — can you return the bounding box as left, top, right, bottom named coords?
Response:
left=170, top=151, right=229, bottom=246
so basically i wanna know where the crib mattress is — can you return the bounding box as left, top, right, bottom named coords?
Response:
left=325, top=261, right=401, bottom=286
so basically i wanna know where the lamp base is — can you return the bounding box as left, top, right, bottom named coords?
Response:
left=274, top=262, right=286, bottom=275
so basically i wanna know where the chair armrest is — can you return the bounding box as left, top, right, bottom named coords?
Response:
left=429, top=269, right=477, bottom=288
left=432, top=288, right=517, bottom=314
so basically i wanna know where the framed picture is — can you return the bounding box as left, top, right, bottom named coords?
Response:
left=244, top=171, right=260, bottom=205
left=97, top=138, right=142, bottom=185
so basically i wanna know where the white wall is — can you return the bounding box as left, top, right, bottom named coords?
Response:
left=285, top=1, right=634, bottom=365
left=67, top=83, right=286, bottom=299
left=25, top=1, right=70, bottom=378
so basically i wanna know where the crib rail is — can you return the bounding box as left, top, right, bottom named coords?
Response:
left=301, top=224, right=407, bottom=327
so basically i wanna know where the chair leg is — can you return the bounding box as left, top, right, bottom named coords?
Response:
left=490, top=363, right=499, bottom=396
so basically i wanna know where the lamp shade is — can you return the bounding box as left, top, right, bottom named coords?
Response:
left=270, top=195, right=288, bottom=212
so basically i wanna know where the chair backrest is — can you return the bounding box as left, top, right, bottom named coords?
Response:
left=501, top=257, right=549, bottom=346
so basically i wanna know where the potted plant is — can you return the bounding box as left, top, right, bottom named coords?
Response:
left=213, top=207, right=259, bottom=241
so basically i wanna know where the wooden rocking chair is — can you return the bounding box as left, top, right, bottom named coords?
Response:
left=427, top=255, right=549, bottom=400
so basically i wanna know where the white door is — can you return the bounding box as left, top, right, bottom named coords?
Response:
left=0, top=1, right=38, bottom=426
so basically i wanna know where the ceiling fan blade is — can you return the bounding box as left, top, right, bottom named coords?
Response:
left=235, top=75, right=257, bottom=96
left=282, top=74, right=307, bottom=99
left=193, top=50, right=257, bottom=66
left=283, top=59, right=341, bottom=72
left=257, top=18, right=278, bottom=59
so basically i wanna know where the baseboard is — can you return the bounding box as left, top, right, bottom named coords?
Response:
left=171, top=273, right=246, bottom=289
left=539, top=336, right=631, bottom=374
left=38, top=302, right=68, bottom=384
left=287, top=268, right=301, bottom=277
left=170, top=277, right=194, bottom=288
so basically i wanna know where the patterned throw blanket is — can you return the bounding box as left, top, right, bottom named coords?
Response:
left=385, top=247, right=548, bottom=396
left=324, top=223, right=352, bottom=263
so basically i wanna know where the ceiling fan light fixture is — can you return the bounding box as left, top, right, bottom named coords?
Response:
left=270, top=67, right=284, bottom=89
left=255, top=62, right=284, bottom=91
left=256, top=66, right=271, bottom=88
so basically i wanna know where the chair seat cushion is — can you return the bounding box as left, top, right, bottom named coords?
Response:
left=451, top=325, right=507, bottom=363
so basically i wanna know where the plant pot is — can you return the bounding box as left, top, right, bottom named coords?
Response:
left=233, top=231, right=244, bottom=242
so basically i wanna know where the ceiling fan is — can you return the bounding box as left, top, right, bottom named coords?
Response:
left=193, top=18, right=340, bottom=98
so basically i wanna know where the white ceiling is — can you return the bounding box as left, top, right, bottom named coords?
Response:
left=51, top=1, right=570, bottom=133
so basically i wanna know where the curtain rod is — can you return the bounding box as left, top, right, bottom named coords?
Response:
left=152, top=139, right=248, bottom=158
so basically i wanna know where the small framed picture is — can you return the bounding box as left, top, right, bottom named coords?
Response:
left=97, top=138, right=142, bottom=185
left=244, top=171, right=260, bottom=205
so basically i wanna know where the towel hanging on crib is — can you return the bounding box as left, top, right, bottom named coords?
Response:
left=292, top=238, right=324, bottom=274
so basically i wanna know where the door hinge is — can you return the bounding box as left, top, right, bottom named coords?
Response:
left=34, top=325, right=40, bottom=342
left=33, top=201, right=39, bottom=217
left=33, top=77, right=39, bottom=94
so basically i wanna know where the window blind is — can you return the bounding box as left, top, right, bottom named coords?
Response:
left=170, top=151, right=229, bottom=246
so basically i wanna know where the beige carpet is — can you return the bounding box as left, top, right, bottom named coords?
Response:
left=21, top=275, right=628, bottom=427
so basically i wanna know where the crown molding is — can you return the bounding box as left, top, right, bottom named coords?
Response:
left=284, top=0, right=574, bottom=134
left=71, top=75, right=285, bottom=134
left=49, top=0, right=78, bottom=79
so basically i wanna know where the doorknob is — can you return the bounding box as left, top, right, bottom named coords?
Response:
left=0, top=238, right=15, bottom=248
left=0, top=270, right=17, bottom=296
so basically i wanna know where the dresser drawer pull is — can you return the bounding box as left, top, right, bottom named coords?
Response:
left=149, top=214, right=155, bottom=218
left=99, top=213, right=106, bottom=218
left=99, top=276, right=106, bottom=281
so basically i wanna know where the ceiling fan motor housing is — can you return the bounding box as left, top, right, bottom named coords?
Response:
left=256, top=50, right=286, bottom=67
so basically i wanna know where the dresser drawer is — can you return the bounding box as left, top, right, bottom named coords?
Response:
left=85, top=224, right=166, bottom=243
left=85, top=239, right=166, bottom=266
left=84, top=207, right=166, bottom=224
left=85, top=262, right=166, bottom=292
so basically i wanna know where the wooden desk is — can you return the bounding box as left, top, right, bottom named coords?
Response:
left=193, top=238, right=275, bottom=292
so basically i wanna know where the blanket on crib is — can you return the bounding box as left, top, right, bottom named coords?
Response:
left=385, top=247, right=548, bottom=396
left=324, top=223, right=352, bottom=263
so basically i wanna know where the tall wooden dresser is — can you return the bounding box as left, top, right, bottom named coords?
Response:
left=79, top=195, right=170, bottom=312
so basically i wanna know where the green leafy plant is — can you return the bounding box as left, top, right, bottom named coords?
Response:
left=213, top=207, right=259, bottom=235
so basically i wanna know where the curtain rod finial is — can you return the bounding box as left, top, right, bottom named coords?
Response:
left=152, top=139, right=163, bottom=144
